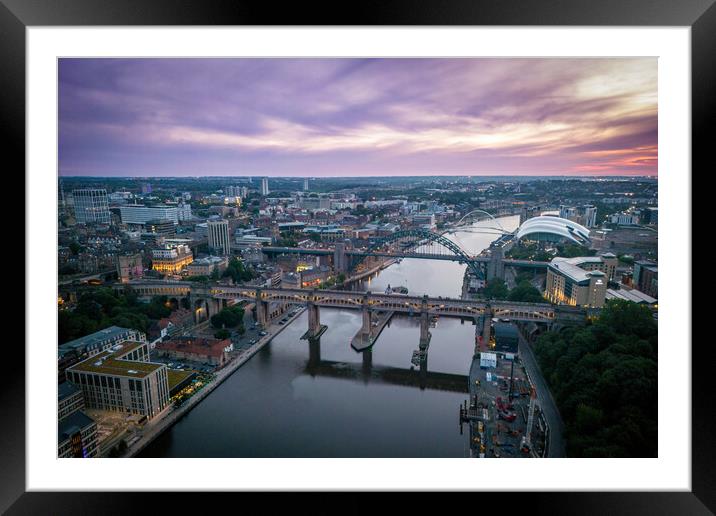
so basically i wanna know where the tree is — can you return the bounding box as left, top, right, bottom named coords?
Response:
left=508, top=280, right=544, bottom=303
left=214, top=329, right=230, bottom=340
left=482, top=279, right=509, bottom=300
left=533, top=300, right=657, bottom=457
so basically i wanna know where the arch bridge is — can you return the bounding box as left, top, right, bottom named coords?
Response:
left=349, top=229, right=486, bottom=279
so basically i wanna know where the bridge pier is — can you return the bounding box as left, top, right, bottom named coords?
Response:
left=362, top=349, right=372, bottom=374
left=255, top=298, right=268, bottom=329
left=308, top=338, right=321, bottom=370
left=419, top=310, right=431, bottom=350
left=481, top=306, right=493, bottom=350
left=302, top=302, right=328, bottom=340
left=361, top=306, right=373, bottom=336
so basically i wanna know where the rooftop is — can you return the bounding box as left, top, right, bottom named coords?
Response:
left=58, top=410, right=95, bottom=444
left=68, top=341, right=163, bottom=379
left=156, top=337, right=230, bottom=358
left=59, top=326, right=134, bottom=357
left=606, top=288, right=657, bottom=305
left=58, top=381, right=80, bottom=401
left=549, top=256, right=609, bottom=284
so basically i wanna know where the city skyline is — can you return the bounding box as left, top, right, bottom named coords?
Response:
left=59, top=58, right=657, bottom=178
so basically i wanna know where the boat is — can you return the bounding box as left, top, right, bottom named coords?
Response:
left=385, top=284, right=409, bottom=295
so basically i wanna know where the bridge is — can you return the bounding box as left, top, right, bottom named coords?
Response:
left=114, top=281, right=586, bottom=352
left=262, top=228, right=550, bottom=282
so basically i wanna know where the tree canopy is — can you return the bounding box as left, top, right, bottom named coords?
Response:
left=533, top=299, right=657, bottom=457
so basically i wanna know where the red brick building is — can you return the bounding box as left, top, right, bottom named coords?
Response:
left=154, top=336, right=233, bottom=367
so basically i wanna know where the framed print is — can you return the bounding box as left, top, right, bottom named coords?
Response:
left=3, top=0, right=712, bottom=513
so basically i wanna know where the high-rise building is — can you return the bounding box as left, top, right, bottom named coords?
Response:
left=559, top=204, right=598, bottom=228
left=207, top=219, right=231, bottom=255
left=72, top=189, right=111, bottom=224
left=303, top=178, right=309, bottom=191
left=261, top=177, right=269, bottom=196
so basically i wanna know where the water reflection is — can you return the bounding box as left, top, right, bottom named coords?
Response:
left=141, top=216, right=518, bottom=458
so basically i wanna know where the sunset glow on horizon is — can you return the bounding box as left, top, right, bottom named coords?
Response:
left=59, top=58, right=657, bottom=178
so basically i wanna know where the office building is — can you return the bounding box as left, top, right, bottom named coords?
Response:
left=145, top=219, right=176, bottom=237
left=186, top=256, right=229, bottom=277
left=58, top=382, right=85, bottom=421
left=151, top=243, right=193, bottom=274
left=261, top=177, right=269, bottom=196
left=58, top=410, right=99, bottom=458
left=235, top=234, right=273, bottom=248
left=633, top=260, right=658, bottom=299
left=303, top=178, right=309, bottom=191
left=120, top=204, right=180, bottom=225
left=59, top=327, right=146, bottom=381
left=72, top=189, right=111, bottom=224
left=545, top=255, right=618, bottom=307
left=207, top=219, right=231, bottom=255
left=66, top=340, right=170, bottom=420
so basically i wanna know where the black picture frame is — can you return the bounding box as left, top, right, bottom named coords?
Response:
left=3, top=0, right=710, bottom=513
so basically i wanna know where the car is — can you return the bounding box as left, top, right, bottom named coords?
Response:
left=259, top=331, right=267, bottom=336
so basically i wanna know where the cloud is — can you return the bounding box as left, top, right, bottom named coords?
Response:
left=58, top=58, right=657, bottom=176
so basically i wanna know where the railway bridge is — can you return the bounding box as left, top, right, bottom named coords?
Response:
left=114, top=281, right=586, bottom=352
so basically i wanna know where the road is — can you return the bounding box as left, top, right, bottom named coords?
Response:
left=516, top=327, right=566, bottom=458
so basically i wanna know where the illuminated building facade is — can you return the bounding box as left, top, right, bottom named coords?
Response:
left=151, top=244, right=193, bottom=274
left=66, top=340, right=170, bottom=420
left=545, top=256, right=612, bottom=307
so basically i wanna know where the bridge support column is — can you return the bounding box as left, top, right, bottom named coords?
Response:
left=308, top=337, right=321, bottom=369
left=361, top=307, right=372, bottom=335
left=481, top=306, right=493, bottom=350
left=306, top=302, right=326, bottom=339
left=362, top=349, right=372, bottom=374
left=419, top=310, right=431, bottom=350
left=256, top=299, right=268, bottom=329
left=333, top=241, right=348, bottom=273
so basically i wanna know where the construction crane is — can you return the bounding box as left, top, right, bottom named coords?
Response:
left=521, top=386, right=537, bottom=454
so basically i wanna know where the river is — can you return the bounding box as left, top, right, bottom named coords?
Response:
left=140, top=215, right=520, bottom=457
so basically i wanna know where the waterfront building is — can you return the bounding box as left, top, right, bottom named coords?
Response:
left=155, top=336, right=233, bottom=368
left=151, top=243, right=194, bottom=274
left=207, top=219, right=231, bottom=255
left=545, top=256, right=612, bottom=307
left=59, top=327, right=146, bottom=381
left=72, top=189, right=111, bottom=224
left=66, top=340, right=170, bottom=420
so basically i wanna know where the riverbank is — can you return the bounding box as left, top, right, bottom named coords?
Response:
left=124, top=305, right=307, bottom=458
left=343, top=258, right=397, bottom=285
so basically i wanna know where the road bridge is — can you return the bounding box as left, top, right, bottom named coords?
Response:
left=115, top=280, right=585, bottom=350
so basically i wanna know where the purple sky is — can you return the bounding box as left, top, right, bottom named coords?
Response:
left=58, top=58, right=657, bottom=177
